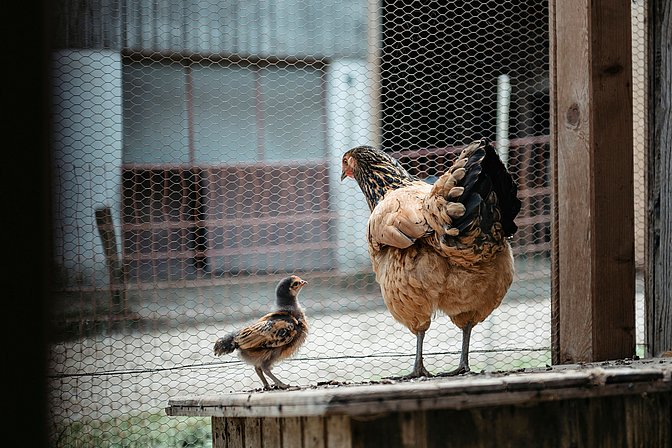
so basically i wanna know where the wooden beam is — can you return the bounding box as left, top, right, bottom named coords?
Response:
left=550, top=0, right=635, bottom=363
left=94, top=206, right=127, bottom=311
left=166, top=359, right=672, bottom=418
left=646, top=0, right=672, bottom=357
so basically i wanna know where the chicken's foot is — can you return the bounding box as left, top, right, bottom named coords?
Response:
left=438, top=322, right=474, bottom=376
left=387, top=330, right=432, bottom=379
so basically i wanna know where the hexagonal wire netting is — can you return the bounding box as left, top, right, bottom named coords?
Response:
left=48, top=0, right=648, bottom=446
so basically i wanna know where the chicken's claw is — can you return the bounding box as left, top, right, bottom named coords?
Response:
left=436, top=365, right=471, bottom=377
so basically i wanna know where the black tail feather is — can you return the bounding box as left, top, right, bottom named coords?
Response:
left=481, top=141, right=521, bottom=237
left=451, top=138, right=521, bottom=237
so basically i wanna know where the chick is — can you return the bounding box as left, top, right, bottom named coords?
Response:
left=214, top=275, right=308, bottom=390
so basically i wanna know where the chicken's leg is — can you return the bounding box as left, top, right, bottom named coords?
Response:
left=439, top=321, right=473, bottom=376
left=410, top=330, right=432, bottom=377
left=385, top=330, right=432, bottom=379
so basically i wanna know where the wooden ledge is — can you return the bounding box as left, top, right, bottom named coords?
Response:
left=166, top=358, right=672, bottom=418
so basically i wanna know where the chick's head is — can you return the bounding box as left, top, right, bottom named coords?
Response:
left=276, top=275, right=307, bottom=307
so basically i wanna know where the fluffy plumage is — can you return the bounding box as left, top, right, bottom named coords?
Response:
left=342, top=138, right=521, bottom=377
left=214, top=275, right=308, bottom=389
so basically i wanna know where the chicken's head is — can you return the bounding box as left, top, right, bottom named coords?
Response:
left=341, top=153, right=356, bottom=180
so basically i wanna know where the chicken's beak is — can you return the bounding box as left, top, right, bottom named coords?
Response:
left=340, top=156, right=352, bottom=181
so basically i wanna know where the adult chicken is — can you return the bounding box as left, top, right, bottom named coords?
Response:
left=214, top=275, right=308, bottom=389
left=341, top=138, right=521, bottom=378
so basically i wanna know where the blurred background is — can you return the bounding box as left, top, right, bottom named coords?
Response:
left=45, top=0, right=648, bottom=446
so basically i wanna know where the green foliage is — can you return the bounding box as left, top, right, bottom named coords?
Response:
left=54, top=413, right=211, bottom=448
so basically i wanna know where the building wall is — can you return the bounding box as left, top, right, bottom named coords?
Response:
left=51, top=0, right=367, bottom=57
left=50, top=0, right=374, bottom=286
left=51, top=50, right=124, bottom=287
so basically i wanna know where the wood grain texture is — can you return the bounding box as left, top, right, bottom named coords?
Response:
left=549, top=0, right=561, bottom=366
left=260, top=417, right=281, bottom=448
left=198, top=360, right=672, bottom=447
left=167, top=359, right=672, bottom=419
left=552, top=0, right=593, bottom=364
left=326, top=415, right=352, bottom=448
left=551, top=0, right=635, bottom=364
left=212, top=417, right=227, bottom=448
left=244, top=418, right=261, bottom=448
left=281, top=416, right=302, bottom=448
left=399, top=412, right=427, bottom=448
left=226, top=418, right=244, bottom=448
left=647, top=0, right=672, bottom=357
left=590, top=0, right=636, bottom=362
left=302, top=416, right=325, bottom=448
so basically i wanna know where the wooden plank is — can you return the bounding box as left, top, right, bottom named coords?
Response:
left=261, top=417, right=281, bottom=448
left=226, top=418, right=244, bottom=448
left=550, top=0, right=635, bottom=364
left=94, top=206, right=127, bottom=310
left=326, top=415, right=352, bottom=448
left=244, top=418, right=261, bottom=448
left=646, top=0, right=672, bottom=357
left=399, top=412, right=426, bottom=448
left=166, top=360, right=672, bottom=418
left=302, top=416, right=325, bottom=448
left=199, top=387, right=671, bottom=448
left=212, top=417, right=227, bottom=448
left=281, top=417, right=302, bottom=448
left=624, top=392, right=672, bottom=445
left=590, top=0, right=636, bottom=361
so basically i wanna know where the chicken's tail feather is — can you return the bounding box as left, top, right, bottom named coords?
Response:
left=480, top=140, right=521, bottom=237
left=214, top=332, right=238, bottom=356
left=429, top=138, right=521, bottom=240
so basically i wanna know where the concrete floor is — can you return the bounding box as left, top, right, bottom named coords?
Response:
left=47, top=257, right=646, bottom=430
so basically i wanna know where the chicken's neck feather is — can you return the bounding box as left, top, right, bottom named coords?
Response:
left=355, top=166, right=417, bottom=211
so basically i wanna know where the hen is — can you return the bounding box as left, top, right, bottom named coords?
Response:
left=341, top=138, right=521, bottom=378
left=214, top=275, right=308, bottom=389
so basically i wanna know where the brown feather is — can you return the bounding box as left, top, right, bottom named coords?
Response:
left=346, top=139, right=521, bottom=344
left=213, top=275, right=309, bottom=388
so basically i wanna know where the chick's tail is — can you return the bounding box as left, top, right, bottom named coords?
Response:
left=214, top=332, right=238, bottom=356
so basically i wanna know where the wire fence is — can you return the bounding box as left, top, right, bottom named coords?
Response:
left=47, top=0, right=647, bottom=446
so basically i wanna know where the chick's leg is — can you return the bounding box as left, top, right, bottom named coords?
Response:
left=254, top=366, right=271, bottom=390
left=263, top=368, right=290, bottom=389
left=439, top=321, right=473, bottom=376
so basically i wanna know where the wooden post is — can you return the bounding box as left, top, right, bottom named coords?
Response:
left=550, top=0, right=635, bottom=363
left=95, top=206, right=127, bottom=311
left=646, top=0, right=672, bottom=357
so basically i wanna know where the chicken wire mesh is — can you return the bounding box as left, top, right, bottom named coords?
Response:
left=47, top=0, right=648, bottom=446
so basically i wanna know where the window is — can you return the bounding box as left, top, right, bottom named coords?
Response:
left=120, top=56, right=334, bottom=282
left=122, top=58, right=327, bottom=165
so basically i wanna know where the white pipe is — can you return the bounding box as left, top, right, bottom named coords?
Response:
left=496, top=74, right=511, bottom=166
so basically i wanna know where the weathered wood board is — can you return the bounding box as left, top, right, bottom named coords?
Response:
left=167, top=359, right=672, bottom=447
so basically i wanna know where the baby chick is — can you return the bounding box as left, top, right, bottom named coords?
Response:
left=214, top=275, right=308, bottom=390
